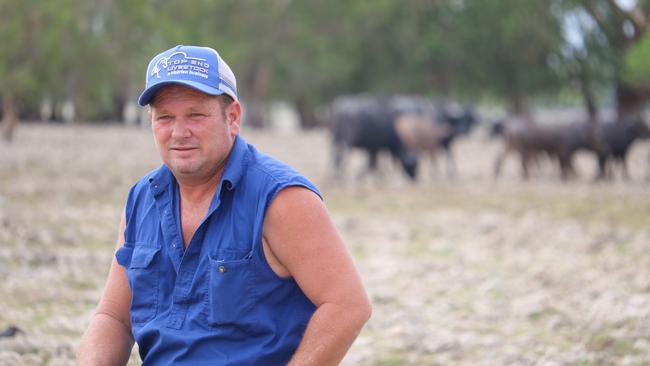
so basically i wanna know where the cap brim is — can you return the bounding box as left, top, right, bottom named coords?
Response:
left=137, top=80, right=227, bottom=106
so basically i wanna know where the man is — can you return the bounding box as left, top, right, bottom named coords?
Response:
left=77, top=45, right=371, bottom=365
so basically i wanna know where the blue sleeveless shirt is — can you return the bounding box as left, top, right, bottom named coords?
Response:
left=115, top=136, right=320, bottom=365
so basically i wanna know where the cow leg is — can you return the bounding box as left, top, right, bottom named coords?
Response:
left=520, top=151, right=530, bottom=180
left=445, top=149, right=457, bottom=179
left=596, top=154, right=607, bottom=180
left=361, top=150, right=379, bottom=180
left=428, top=150, right=438, bottom=180
left=332, top=143, right=348, bottom=179
left=604, top=157, right=614, bottom=180
left=493, top=145, right=509, bottom=179
left=646, top=151, right=650, bottom=182
left=620, top=156, right=631, bottom=181
left=593, top=163, right=604, bottom=182
left=559, top=156, right=572, bottom=181
left=565, top=150, right=579, bottom=180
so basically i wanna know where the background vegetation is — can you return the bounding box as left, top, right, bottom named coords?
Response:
left=1, top=0, right=650, bottom=135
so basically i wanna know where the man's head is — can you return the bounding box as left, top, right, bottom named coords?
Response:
left=138, top=45, right=238, bottom=106
left=140, top=45, right=242, bottom=184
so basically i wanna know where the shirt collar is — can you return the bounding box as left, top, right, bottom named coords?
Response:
left=219, top=135, right=248, bottom=192
left=148, top=164, right=174, bottom=198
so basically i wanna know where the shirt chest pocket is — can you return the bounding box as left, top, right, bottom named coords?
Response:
left=205, top=251, right=255, bottom=327
left=125, top=245, right=160, bottom=324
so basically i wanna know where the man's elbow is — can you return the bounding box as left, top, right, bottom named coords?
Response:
left=361, top=298, right=373, bottom=325
left=350, top=296, right=372, bottom=331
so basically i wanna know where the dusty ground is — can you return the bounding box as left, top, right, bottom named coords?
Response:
left=0, top=123, right=649, bottom=365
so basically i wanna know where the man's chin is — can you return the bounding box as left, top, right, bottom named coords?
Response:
left=168, top=161, right=199, bottom=176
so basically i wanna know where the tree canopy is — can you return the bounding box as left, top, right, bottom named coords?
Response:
left=2, top=0, right=650, bottom=133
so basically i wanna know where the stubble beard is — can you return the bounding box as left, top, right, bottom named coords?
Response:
left=170, top=157, right=206, bottom=179
left=169, top=154, right=225, bottom=185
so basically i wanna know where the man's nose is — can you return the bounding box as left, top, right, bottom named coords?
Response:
left=171, top=120, right=192, bottom=139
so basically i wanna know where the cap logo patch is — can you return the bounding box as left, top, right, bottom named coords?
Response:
left=150, top=51, right=210, bottom=80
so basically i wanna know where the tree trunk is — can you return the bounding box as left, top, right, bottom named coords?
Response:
left=509, top=92, right=531, bottom=120
left=432, top=64, right=451, bottom=97
left=2, top=94, right=18, bottom=143
left=245, top=62, right=271, bottom=129
left=295, top=98, right=318, bottom=129
left=61, top=98, right=76, bottom=124
left=40, top=97, right=53, bottom=122
left=577, top=59, right=599, bottom=122
left=616, top=82, right=646, bottom=120
left=582, top=84, right=598, bottom=122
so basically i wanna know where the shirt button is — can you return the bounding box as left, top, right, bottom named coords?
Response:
left=218, top=265, right=226, bottom=273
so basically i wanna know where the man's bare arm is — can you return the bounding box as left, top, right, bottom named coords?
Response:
left=263, top=187, right=372, bottom=366
left=77, top=212, right=134, bottom=366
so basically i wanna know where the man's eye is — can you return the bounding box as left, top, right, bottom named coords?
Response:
left=190, top=113, right=205, bottom=119
left=156, top=115, right=172, bottom=121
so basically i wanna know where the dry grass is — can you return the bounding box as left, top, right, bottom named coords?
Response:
left=0, top=123, right=649, bottom=365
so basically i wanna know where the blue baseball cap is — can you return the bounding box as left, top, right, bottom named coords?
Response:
left=138, top=45, right=238, bottom=106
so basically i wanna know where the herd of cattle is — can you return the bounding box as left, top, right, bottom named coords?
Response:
left=328, top=94, right=650, bottom=182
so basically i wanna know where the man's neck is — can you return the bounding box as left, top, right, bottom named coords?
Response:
left=176, top=170, right=223, bottom=248
left=176, top=169, right=223, bottom=205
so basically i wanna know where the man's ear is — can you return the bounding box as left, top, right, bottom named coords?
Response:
left=227, top=101, right=242, bottom=134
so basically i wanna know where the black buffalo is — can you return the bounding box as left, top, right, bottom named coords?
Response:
left=594, top=117, right=650, bottom=180
left=492, top=116, right=607, bottom=180
left=330, top=94, right=418, bottom=180
left=330, top=94, right=477, bottom=181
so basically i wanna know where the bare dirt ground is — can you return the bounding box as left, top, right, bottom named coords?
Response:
left=0, top=123, right=649, bottom=365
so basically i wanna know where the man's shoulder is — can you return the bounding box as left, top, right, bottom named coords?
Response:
left=245, top=145, right=306, bottom=185
left=242, top=144, right=321, bottom=198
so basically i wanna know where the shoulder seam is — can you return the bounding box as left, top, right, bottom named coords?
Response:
left=246, top=162, right=286, bottom=186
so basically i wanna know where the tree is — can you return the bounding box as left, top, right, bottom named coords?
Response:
left=0, top=0, right=57, bottom=140
left=449, top=0, right=565, bottom=116
left=623, top=31, right=650, bottom=89
left=566, top=0, right=650, bottom=118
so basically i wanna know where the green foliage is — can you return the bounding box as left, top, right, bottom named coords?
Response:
left=456, top=1, right=564, bottom=97
left=0, top=0, right=61, bottom=103
left=0, top=0, right=646, bottom=122
left=622, top=33, right=650, bottom=89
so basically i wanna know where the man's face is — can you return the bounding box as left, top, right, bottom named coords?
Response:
left=150, top=85, right=241, bottom=184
